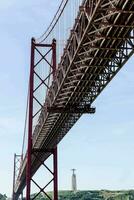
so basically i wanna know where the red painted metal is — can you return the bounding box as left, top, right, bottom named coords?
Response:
left=53, top=147, right=58, bottom=200
left=25, top=38, right=58, bottom=200
left=31, top=148, right=58, bottom=200
left=52, top=38, right=58, bottom=200
left=35, top=43, right=52, bottom=47
left=26, top=38, right=35, bottom=200
left=12, top=154, right=16, bottom=200
left=52, top=39, right=56, bottom=80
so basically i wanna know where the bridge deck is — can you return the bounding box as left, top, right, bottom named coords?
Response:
left=15, top=0, right=134, bottom=196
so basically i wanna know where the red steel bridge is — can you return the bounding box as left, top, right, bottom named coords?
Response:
left=12, top=0, right=134, bottom=199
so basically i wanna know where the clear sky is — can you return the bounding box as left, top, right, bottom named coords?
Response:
left=0, top=0, right=134, bottom=197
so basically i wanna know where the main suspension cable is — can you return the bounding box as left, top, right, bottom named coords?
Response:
left=36, top=0, right=69, bottom=43
left=21, top=83, right=29, bottom=158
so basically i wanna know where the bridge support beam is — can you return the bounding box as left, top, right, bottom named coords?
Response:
left=53, top=147, right=58, bottom=200
left=26, top=38, right=35, bottom=200
left=26, top=38, right=58, bottom=200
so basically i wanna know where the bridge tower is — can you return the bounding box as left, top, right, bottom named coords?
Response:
left=25, top=38, right=58, bottom=200
left=12, top=38, right=58, bottom=200
left=12, top=154, right=23, bottom=200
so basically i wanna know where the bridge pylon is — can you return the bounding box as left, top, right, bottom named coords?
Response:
left=12, top=154, right=23, bottom=200
left=25, top=38, right=58, bottom=200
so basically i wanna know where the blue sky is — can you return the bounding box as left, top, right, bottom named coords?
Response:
left=0, top=0, right=134, bottom=197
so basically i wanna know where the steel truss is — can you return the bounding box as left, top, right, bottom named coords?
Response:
left=14, top=0, right=134, bottom=197
left=31, top=0, right=134, bottom=151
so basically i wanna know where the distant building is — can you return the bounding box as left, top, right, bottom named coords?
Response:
left=71, top=169, right=77, bottom=192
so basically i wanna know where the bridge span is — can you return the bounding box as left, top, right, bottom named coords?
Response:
left=12, top=0, right=134, bottom=199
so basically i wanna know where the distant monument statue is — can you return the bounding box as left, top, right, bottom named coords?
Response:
left=71, top=169, right=77, bottom=192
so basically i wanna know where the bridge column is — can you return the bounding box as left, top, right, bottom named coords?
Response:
left=26, top=38, right=35, bottom=200
left=31, top=148, right=58, bottom=200
left=12, top=154, right=22, bottom=200
left=25, top=38, right=58, bottom=200
left=53, top=147, right=58, bottom=200
left=12, top=154, right=16, bottom=200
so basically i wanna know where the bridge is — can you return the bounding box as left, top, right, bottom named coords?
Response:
left=12, top=0, right=134, bottom=199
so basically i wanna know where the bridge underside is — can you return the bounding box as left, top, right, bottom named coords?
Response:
left=14, top=0, right=134, bottom=198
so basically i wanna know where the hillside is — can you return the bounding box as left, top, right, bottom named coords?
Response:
left=32, top=190, right=134, bottom=200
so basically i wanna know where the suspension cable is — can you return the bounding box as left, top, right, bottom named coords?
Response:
left=36, top=0, right=69, bottom=43
left=21, top=83, right=29, bottom=158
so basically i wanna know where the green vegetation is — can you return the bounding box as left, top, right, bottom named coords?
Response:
left=0, top=194, right=7, bottom=200
left=31, top=190, right=134, bottom=200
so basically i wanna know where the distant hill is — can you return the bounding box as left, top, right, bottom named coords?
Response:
left=32, top=190, right=134, bottom=200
